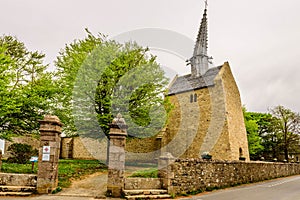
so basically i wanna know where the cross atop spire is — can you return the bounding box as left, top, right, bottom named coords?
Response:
left=189, top=3, right=212, bottom=77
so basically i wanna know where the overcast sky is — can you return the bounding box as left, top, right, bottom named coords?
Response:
left=1, top=0, right=300, bottom=113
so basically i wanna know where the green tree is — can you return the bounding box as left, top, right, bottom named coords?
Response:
left=55, top=30, right=170, bottom=138
left=255, top=113, right=281, bottom=161
left=269, top=105, right=300, bottom=162
left=0, top=35, right=56, bottom=139
left=54, top=30, right=105, bottom=135
left=245, top=111, right=277, bottom=160
left=244, top=106, right=300, bottom=162
left=243, top=108, right=264, bottom=160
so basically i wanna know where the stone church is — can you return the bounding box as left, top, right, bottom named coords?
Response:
left=161, top=7, right=250, bottom=161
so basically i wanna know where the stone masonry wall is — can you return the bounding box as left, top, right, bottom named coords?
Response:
left=220, top=62, right=250, bottom=160
left=60, top=136, right=161, bottom=163
left=4, top=136, right=39, bottom=158
left=167, top=159, right=300, bottom=195
left=125, top=178, right=162, bottom=190
left=60, top=137, right=73, bottom=159
left=60, top=137, right=107, bottom=160
left=0, top=173, right=37, bottom=187
left=126, top=136, right=161, bottom=163
left=164, top=89, right=209, bottom=159
left=72, top=137, right=96, bottom=160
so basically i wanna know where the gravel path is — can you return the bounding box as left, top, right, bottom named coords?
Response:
left=56, top=171, right=108, bottom=198
left=54, top=165, right=151, bottom=198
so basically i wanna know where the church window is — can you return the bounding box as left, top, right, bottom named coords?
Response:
left=239, top=148, right=243, bottom=157
left=190, top=93, right=198, bottom=103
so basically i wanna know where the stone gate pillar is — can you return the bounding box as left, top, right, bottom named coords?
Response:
left=37, top=115, right=63, bottom=194
left=158, top=152, right=175, bottom=193
left=107, top=113, right=128, bottom=197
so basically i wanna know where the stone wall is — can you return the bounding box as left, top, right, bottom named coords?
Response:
left=4, top=136, right=39, bottom=158
left=60, top=136, right=161, bottom=163
left=165, top=159, right=300, bottom=195
left=72, top=137, right=95, bottom=160
left=221, top=62, right=250, bottom=160
left=0, top=173, right=37, bottom=187
left=125, top=178, right=162, bottom=190
left=126, top=137, right=161, bottom=163
left=164, top=88, right=210, bottom=159
left=60, top=137, right=73, bottom=159
left=60, top=137, right=107, bottom=160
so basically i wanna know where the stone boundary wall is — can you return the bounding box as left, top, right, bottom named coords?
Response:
left=72, top=137, right=97, bottom=160
left=0, top=173, right=37, bottom=186
left=167, top=159, right=300, bottom=195
left=126, top=137, right=161, bottom=163
left=60, top=137, right=107, bottom=160
left=4, top=136, right=39, bottom=158
left=125, top=178, right=162, bottom=190
left=60, top=136, right=161, bottom=163
left=60, top=137, right=73, bottom=159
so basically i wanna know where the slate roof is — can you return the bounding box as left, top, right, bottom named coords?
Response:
left=168, top=65, right=223, bottom=95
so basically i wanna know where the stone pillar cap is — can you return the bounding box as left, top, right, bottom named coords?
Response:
left=39, top=115, right=63, bottom=126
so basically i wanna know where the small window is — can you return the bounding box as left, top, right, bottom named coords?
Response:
left=190, top=94, right=193, bottom=103
left=190, top=93, right=198, bottom=103
left=239, top=148, right=243, bottom=157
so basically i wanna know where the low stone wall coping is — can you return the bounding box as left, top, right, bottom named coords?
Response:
left=165, top=159, right=300, bottom=195
left=174, top=159, right=299, bottom=165
left=125, top=178, right=162, bottom=190
left=0, top=173, right=37, bottom=187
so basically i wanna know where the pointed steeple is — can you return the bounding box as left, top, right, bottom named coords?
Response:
left=190, top=4, right=212, bottom=78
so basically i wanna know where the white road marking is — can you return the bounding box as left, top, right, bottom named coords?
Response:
left=261, top=177, right=300, bottom=188
left=178, top=176, right=300, bottom=199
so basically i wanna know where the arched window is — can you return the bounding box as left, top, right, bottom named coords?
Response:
left=190, top=94, right=193, bottom=103
left=194, top=94, right=197, bottom=102
left=239, top=148, right=243, bottom=157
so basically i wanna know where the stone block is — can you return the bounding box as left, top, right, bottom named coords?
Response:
left=0, top=173, right=37, bottom=186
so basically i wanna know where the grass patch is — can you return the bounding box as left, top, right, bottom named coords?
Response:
left=129, top=168, right=158, bottom=178
left=1, top=160, right=38, bottom=174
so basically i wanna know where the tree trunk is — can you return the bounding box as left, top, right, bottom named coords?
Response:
left=284, top=146, right=289, bottom=162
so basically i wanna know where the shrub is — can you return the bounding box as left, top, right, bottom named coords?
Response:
left=7, top=143, right=38, bottom=164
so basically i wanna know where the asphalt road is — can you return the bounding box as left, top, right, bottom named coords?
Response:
left=180, top=175, right=300, bottom=200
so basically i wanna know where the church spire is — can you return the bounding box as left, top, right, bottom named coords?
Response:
left=190, top=1, right=212, bottom=77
